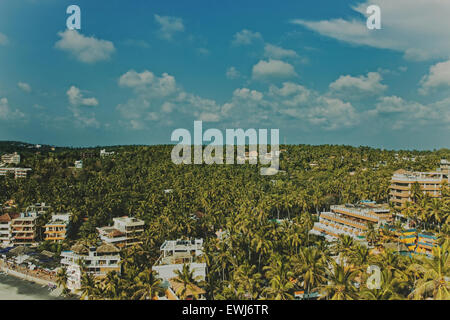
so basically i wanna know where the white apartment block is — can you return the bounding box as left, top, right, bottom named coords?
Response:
left=26, top=202, right=51, bottom=215
left=100, top=149, right=115, bottom=157
left=61, top=243, right=121, bottom=278
left=66, top=264, right=82, bottom=291
left=10, top=211, right=38, bottom=246
left=1, top=152, right=20, bottom=165
left=74, top=160, right=83, bottom=169
left=152, top=239, right=206, bottom=281
left=0, top=167, right=32, bottom=179
left=97, top=216, right=145, bottom=248
left=0, top=212, right=19, bottom=247
left=390, top=169, right=449, bottom=208
left=44, top=213, right=71, bottom=242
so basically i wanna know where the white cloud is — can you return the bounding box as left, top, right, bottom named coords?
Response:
left=119, top=70, right=177, bottom=97
left=154, top=14, right=185, bottom=41
left=268, top=83, right=359, bottom=129
left=291, top=0, right=450, bottom=61
left=67, top=86, right=99, bottom=107
left=0, top=98, right=25, bottom=120
left=115, top=69, right=449, bottom=133
left=232, top=29, right=263, bottom=46
left=252, top=59, right=297, bottom=80
left=264, top=44, right=298, bottom=59
left=268, top=82, right=311, bottom=106
left=117, top=70, right=222, bottom=129
left=420, top=60, right=450, bottom=94
left=226, top=66, right=241, bottom=79
left=329, top=72, right=387, bottom=97
left=69, top=106, right=100, bottom=128
left=233, top=88, right=263, bottom=101
left=55, top=30, right=115, bottom=63
left=199, top=112, right=220, bottom=122
left=367, top=95, right=450, bottom=129
left=119, top=70, right=155, bottom=88
left=17, top=82, right=31, bottom=93
left=0, top=32, right=8, bottom=45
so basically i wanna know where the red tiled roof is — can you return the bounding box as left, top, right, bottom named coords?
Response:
left=0, top=212, right=19, bottom=222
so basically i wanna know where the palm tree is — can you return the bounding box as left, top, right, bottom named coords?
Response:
left=131, top=269, right=165, bottom=300
left=321, top=262, right=358, bottom=300
left=262, top=255, right=294, bottom=300
left=360, top=269, right=404, bottom=300
left=293, top=247, right=327, bottom=295
left=333, top=234, right=355, bottom=263
left=426, top=199, right=443, bottom=230
left=56, top=267, right=68, bottom=290
left=101, top=271, right=122, bottom=299
left=365, top=223, right=379, bottom=247
left=173, top=264, right=203, bottom=300
left=261, top=274, right=294, bottom=300
left=410, top=182, right=422, bottom=203
left=410, top=240, right=450, bottom=300
left=80, top=272, right=98, bottom=300
left=231, top=264, right=262, bottom=300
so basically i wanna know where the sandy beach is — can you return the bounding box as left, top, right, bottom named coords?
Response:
left=0, top=274, right=65, bottom=300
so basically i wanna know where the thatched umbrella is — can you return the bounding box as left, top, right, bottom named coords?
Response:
left=70, top=243, right=89, bottom=255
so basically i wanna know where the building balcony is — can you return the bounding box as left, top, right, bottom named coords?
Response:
left=320, top=212, right=367, bottom=230
left=331, top=206, right=382, bottom=223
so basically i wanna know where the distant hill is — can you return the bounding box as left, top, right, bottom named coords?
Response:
left=0, top=141, right=63, bottom=154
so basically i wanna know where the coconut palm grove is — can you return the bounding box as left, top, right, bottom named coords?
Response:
left=0, top=141, right=448, bottom=300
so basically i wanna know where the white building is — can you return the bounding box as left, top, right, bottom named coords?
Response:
left=1, top=152, right=20, bottom=165
left=61, top=243, right=121, bottom=278
left=310, top=202, right=391, bottom=243
left=44, top=213, right=71, bottom=242
left=0, top=212, right=19, bottom=247
left=97, top=216, right=145, bottom=248
left=10, top=211, right=39, bottom=246
left=152, top=239, right=206, bottom=281
left=74, top=160, right=83, bottom=169
left=0, top=167, right=32, bottom=179
left=100, top=149, right=115, bottom=157
left=26, top=202, right=51, bottom=214
left=66, top=264, right=82, bottom=291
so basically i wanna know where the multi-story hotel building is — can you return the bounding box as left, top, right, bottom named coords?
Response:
left=153, top=239, right=206, bottom=281
left=44, top=213, right=71, bottom=242
left=61, top=243, right=121, bottom=278
left=97, top=216, right=145, bottom=248
left=310, top=202, right=391, bottom=242
left=0, top=212, right=19, bottom=246
left=1, top=152, right=20, bottom=165
left=10, top=211, right=38, bottom=246
left=0, top=167, right=32, bottom=179
left=389, top=168, right=449, bottom=208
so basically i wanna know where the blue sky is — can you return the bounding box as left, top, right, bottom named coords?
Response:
left=0, top=0, right=449, bottom=149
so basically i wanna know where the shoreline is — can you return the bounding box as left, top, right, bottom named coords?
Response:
left=0, top=259, right=57, bottom=287
left=0, top=273, right=65, bottom=300
left=0, top=259, right=65, bottom=299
